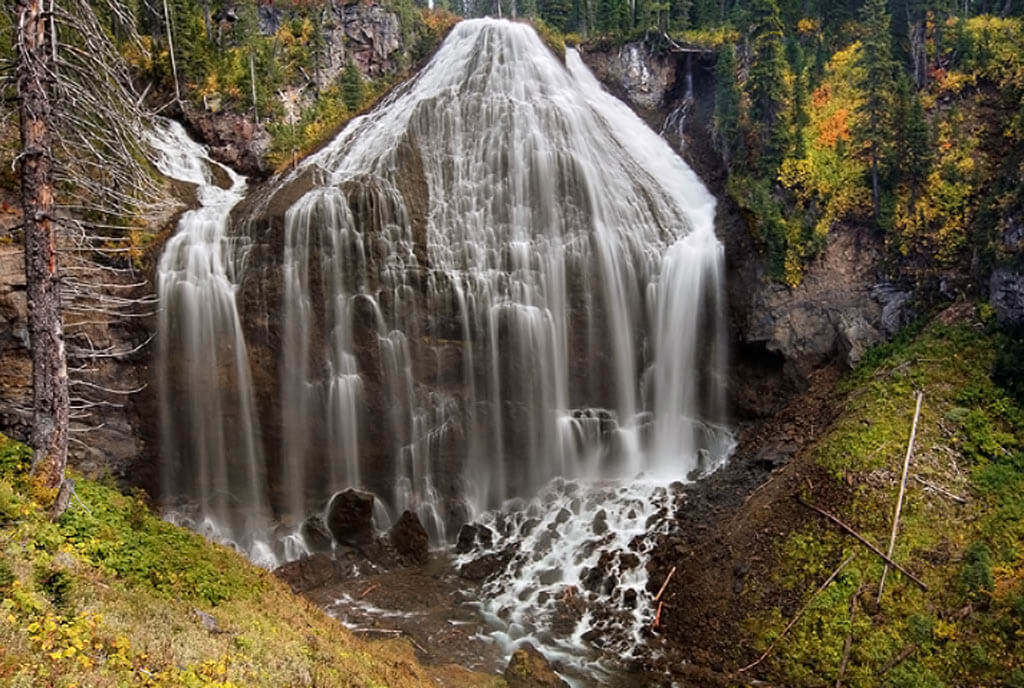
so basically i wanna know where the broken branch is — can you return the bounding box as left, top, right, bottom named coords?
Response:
left=655, top=565, right=676, bottom=602
left=796, top=496, right=928, bottom=591
left=913, top=475, right=967, bottom=504
left=879, top=391, right=924, bottom=601
left=738, top=554, right=856, bottom=673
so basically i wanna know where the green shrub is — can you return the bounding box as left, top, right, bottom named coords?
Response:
left=37, top=568, right=73, bottom=609
left=993, top=329, right=1024, bottom=404
left=0, top=433, right=31, bottom=478
left=0, top=478, right=22, bottom=523
left=0, top=558, right=14, bottom=590
left=959, top=542, right=995, bottom=603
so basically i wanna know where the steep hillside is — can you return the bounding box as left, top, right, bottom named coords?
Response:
left=645, top=304, right=1024, bottom=686
left=0, top=435, right=502, bottom=687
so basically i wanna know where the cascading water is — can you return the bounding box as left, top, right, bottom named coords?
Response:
left=151, top=120, right=276, bottom=566
left=155, top=17, right=730, bottom=580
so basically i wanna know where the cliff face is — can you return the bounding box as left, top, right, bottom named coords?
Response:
left=579, top=41, right=911, bottom=416
left=175, top=0, right=412, bottom=178
left=0, top=247, right=151, bottom=481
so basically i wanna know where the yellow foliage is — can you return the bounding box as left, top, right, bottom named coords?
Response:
left=779, top=41, right=868, bottom=245
left=797, top=18, right=819, bottom=34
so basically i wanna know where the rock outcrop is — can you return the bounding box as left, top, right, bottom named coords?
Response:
left=990, top=268, right=1024, bottom=326
left=582, top=41, right=679, bottom=112
left=182, top=106, right=271, bottom=179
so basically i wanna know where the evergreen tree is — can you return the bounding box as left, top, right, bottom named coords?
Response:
left=745, top=0, right=790, bottom=172
left=616, top=0, right=632, bottom=32
left=890, top=71, right=933, bottom=201
left=519, top=0, right=539, bottom=17
left=713, top=43, right=743, bottom=167
left=669, top=0, right=692, bottom=30
left=691, top=0, right=717, bottom=25
left=855, top=0, right=895, bottom=224
left=341, top=59, right=364, bottom=112
left=787, top=37, right=809, bottom=159
left=539, top=0, right=572, bottom=29
left=595, top=0, right=617, bottom=31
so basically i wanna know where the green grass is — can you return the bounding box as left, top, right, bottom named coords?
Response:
left=0, top=433, right=503, bottom=688
left=745, top=307, right=1024, bottom=687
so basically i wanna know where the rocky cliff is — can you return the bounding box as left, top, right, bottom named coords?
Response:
left=580, top=39, right=914, bottom=416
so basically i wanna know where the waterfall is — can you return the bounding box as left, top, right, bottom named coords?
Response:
left=151, top=120, right=275, bottom=566
left=154, top=18, right=731, bottom=562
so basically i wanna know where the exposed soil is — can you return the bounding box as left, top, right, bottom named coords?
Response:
left=644, top=365, right=851, bottom=685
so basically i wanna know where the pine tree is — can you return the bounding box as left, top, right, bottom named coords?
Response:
left=745, top=0, right=790, bottom=172
left=713, top=43, right=743, bottom=168
left=669, top=0, right=692, bottom=30
left=341, top=58, right=364, bottom=112
left=539, top=0, right=572, bottom=30
left=787, top=37, right=809, bottom=159
left=596, top=0, right=617, bottom=32
left=519, top=0, right=539, bottom=18
left=855, top=0, right=895, bottom=224
left=616, top=0, right=632, bottom=32
left=13, top=0, right=70, bottom=513
left=890, top=71, right=932, bottom=201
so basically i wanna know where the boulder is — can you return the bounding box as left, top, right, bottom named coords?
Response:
left=458, top=546, right=515, bottom=582
left=455, top=523, right=494, bottom=554
left=273, top=553, right=342, bottom=593
left=326, top=489, right=376, bottom=546
left=300, top=515, right=333, bottom=553
left=504, top=643, right=569, bottom=688
left=838, top=313, right=883, bottom=367
left=389, top=510, right=430, bottom=564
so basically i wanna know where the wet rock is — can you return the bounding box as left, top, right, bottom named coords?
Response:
left=326, top=489, right=376, bottom=546
left=273, top=553, right=343, bottom=593
left=181, top=104, right=271, bottom=177
left=459, top=546, right=515, bottom=582
left=520, top=518, right=540, bottom=536
left=582, top=41, right=678, bottom=112
left=389, top=510, right=429, bottom=564
left=300, top=515, right=333, bottom=553
left=455, top=523, right=494, bottom=554
left=591, top=509, right=608, bottom=535
left=623, top=588, right=638, bottom=608
left=619, top=552, right=640, bottom=570
left=538, top=568, right=562, bottom=586
left=555, top=507, right=571, bottom=525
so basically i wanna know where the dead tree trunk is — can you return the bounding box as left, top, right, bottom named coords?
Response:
left=15, top=0, right=70, bottom=510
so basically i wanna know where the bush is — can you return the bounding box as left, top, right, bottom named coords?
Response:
left=993, top=328, right=1024, bottom=404
left=959, top=541, right=995, bottom=603
left=0, top=478, right=22, bottom=523
left=37, top=568, right=73, bottom=609
left=0, top=558, right=14, bottom=590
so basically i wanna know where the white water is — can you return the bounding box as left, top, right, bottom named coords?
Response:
left=151, top=120, right=275, bottom=567
left=155, top=18, right=730, bottom=575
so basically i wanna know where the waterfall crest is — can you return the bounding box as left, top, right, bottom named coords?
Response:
left=155, top=18, right=731, bottom=562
